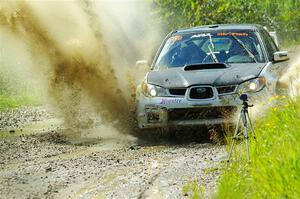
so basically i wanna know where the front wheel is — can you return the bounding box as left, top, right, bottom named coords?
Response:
left=133, top=127, right=175, bottom=141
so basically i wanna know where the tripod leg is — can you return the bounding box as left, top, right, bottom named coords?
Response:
left=246, top=111, right=256, bottom=139
left=242, top=112, right=250, bottom=162
left=228, top=111, right=242, bottom=161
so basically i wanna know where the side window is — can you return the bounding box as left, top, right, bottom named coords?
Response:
left=260, top=30, right=278, bottom=61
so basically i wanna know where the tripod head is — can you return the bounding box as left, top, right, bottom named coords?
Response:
left=240, top=94, right=254, bottom=109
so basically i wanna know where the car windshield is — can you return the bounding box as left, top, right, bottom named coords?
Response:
left=155, top=31, right=266, bottom=69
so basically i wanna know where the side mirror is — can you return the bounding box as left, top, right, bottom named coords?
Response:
left=273, top=51, right=289, bottom=62
left=136, top=60, right=150, bottom=69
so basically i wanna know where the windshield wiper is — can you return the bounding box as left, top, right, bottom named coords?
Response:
left=230, top=34, right=258, bottom=63
left=208, top=45, right=218, bottom=63
left=208, top=34, right=218, bottom=63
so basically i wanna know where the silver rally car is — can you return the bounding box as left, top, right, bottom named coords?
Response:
left=136, top=24, right=289, bottom=129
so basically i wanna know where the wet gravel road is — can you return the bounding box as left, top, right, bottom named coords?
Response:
left=0, top=107, right=226, bottom=199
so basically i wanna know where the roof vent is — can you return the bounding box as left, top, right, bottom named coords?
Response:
left=209, top=25, right=219, bottom=28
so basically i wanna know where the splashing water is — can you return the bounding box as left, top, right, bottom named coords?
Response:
left=279, top=46, right=300, bottom=97
left=0, top=0, right=162, bottom=135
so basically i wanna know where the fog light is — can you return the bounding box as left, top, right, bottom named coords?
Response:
left=146, top=111, right=160, bottom=123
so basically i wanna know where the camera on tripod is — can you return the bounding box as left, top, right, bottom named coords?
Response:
left=240, top=93, right=248, bottom=101
left=240, top=93, right=253, bottom=108
left=228, top=93, right=256, bottom=162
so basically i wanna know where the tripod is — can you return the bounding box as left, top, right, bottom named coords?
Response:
left=228, top=94, right=256, bottom=162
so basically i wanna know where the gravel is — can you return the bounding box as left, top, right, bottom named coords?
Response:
left=0, top=106, right=53, bottom=131
left=0, top=107, right=226, bottom=199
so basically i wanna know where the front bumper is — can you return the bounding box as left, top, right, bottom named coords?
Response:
left=136, top=89, right=269, bottom=129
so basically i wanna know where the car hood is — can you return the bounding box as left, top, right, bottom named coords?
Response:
left=147, top=63, right=266, bottom=88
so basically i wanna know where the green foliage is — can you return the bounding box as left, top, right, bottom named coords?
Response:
left=0, top=74, right=11, bottom=95
left=0, top=93, right=41, bottom=110
left=153, top=0, right=300, bottom=46
left=183, top=180, right=205, bottom=199
left=216, top=97, right=300, bottom=198
left=0, top=70, right=44, bottom=109
left=0, top=74, right=43, bottom=110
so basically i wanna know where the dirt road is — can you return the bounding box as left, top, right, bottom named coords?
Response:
left=0, top=107, right=226, bottom=199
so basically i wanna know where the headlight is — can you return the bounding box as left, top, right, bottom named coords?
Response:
left=237, top=77, right=266, bottom=93
left=141, top=81, right=168, bottom=97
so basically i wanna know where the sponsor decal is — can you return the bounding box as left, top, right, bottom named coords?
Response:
left=168, top=35, right=183, bottom=42
left=160, top=99, right=182, bottom=105
left=191, top=33, right=211, bottom=38
left=217, top=32, right=249, bottom=36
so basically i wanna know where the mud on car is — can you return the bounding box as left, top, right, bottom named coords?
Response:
left=135, top=24, right=289, bottom=130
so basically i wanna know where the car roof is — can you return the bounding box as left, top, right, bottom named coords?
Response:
left=174, top=24, right=264, bottom=34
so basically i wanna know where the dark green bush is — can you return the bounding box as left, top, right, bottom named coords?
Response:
left=153, top=0, right=300, bottom=46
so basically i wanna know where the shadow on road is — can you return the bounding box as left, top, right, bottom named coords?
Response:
left=25, top=124, right=228, bottom=151
left=134, top=125, right=227, bottom=147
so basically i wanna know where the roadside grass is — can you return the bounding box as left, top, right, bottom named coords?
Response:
left=215, top=97, right=300, bottom=198
left=0, top=93, right=42, bottom=110
left=183, top=180, right=205, bottom=199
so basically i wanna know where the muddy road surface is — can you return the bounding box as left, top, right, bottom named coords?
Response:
left=0, top=107, right=226, bottom=199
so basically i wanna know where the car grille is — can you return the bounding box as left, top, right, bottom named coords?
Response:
left=189, top=87, right=214, bottom=99
left=169, top=88, right=187, bottom=96
left=217, top=86, right=236, bottom=94
left=168, top=106, right=237, bottom=121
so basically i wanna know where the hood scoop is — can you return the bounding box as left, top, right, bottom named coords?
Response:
left=184, top=63, right=227, bottom=71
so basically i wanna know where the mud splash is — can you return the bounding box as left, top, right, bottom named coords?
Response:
left=0, top=1, right=161, bottom=134
left=279, top=47, right=300, bottom=96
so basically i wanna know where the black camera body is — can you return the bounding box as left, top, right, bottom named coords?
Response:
left=239, top=93, right=253, bottom=108
left=240, top=94, right=248, bottom=102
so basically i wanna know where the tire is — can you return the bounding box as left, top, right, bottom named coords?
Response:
left=133, top=127, right=175, bottom=141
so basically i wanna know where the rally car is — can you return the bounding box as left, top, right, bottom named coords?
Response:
left=136, top=24, right=289, bottom=129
